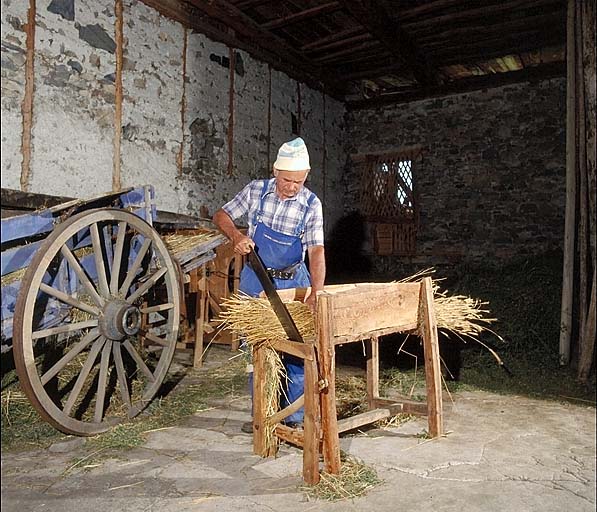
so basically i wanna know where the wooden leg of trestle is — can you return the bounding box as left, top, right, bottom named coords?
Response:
left=303, top=345, right=320, bottom=484
left=252, top=343, right=268, bottom=456
left=419, top=277, right=443, bottom=438
left=366, top=335, right=379, bottom=410
left=316, top=295, right=341, bottom=475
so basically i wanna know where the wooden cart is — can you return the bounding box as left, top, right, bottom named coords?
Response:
left=1, top=186, right=181, bottom=436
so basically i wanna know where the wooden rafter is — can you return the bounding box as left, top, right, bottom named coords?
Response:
left=299, top=26, right=364, bottom=51
left=339, top=0, right=439, bottom=85
left=261, top=1, right=341, bottom=30
left=402, top=0, right=565, bottom=32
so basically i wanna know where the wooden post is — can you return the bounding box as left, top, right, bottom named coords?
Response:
left=20, top=0, right=36, bottom=192
left=193, top=271, right=208, bottom=368
left=316, top=294, right=341, bottom=474
left=560, top=0, right=577, bottom=366
left=419, top=278, right=443, bottom=438
left=366, top=335, right=379, bottom=410
left=113, top=0, right=123, bottom=192
left=303, top=344, right=320, bottom=484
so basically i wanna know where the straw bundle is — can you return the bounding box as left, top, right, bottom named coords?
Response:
left=218, top=295, right=314, bottom=452
left=163, top=232, right=218, bottom=257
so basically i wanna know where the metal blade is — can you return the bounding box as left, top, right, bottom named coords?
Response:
left=247, top=248, right=304, bottom=343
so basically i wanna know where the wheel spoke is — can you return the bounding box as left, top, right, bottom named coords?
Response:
left=110, top=221, right=127, bottom=295
left=122, top=339, right=155, bottom=382
left=142, top=331, right=169, bottom=347
left=126, top=267, right=168, bottom=304
left=90, top=223, right=110, bottom=298
left=39, top=283, right=101, bottom=316
left=94, top=339, right=113, bottom=423
left=32, top=319, right=98, bottom=340
left=63, top=336, right=106, bottom=416
left=139, top=303, right=175, bottom=314
left=60, top=245, right=104, bottom=307
left=41, top=329, right=100, bottom=385
left=118, top=238, right=152, bottom=297
left=112, top=343, right=131, bottom=408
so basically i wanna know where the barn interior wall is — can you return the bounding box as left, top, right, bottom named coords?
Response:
left=344, top=78, right=566, bottom=274
left=0, top=0, right=346, bottom=235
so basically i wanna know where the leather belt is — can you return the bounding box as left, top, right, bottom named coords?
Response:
left=264, top=262, right=301, bottom=280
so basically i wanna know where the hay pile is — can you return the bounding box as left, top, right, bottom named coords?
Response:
left=301, top=452, right=382, bottom=501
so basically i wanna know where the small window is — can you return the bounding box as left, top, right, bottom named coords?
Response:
left=359, top=148, right=421, bottom=256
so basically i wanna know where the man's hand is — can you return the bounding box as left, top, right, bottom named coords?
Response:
left=232, top=233, right=255, bottom=255
left=303, top=289, right=318, bottom=314
left=213, top=209, right=255, bottom=255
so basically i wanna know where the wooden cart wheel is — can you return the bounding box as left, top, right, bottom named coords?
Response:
left=13, top=208, right=180, bottom=436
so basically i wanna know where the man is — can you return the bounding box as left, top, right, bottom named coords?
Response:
left=213, top=136, right=325, bottom=432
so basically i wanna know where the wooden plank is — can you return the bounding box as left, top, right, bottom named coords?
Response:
left=372, top=397, right=428, bottom=416
left=0, top=210, right=55, bottom=244
left=182, top=251, right=217, bottom=274
left=418, top=277, right=443, bottom=438
left=366, top=335, right=379, bottom=410
left=268, top=395, right=305, bottom=425
left=337, top=408, right=392, bottom=433
left=326, top=283, right=420, bottom=337
left=333, top=323, right=418, bottom=344
left=0, top=188, right=74, bottom=210
left=274, top=424, right=305, bottom=447
left=316, top=294, right=341, bottom=474
left=268, top=339, right=314, bottom=361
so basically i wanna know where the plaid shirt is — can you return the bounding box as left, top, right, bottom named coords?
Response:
left=222, top=178, right=324, bottom=248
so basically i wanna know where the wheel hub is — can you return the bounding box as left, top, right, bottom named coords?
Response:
left=99, top=300, right=141, bottom=340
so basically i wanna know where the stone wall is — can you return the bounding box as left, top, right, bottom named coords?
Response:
left=345, top=78, right=566, bottom=274
left=1, top=0, right=346, bottom=234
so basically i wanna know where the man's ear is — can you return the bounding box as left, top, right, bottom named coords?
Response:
left=272, top=168, right=278, bottom=177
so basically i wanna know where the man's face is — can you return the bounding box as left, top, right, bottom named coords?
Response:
left=274, top=168, right=309, bottom=199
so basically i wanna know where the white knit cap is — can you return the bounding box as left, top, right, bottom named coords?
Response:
left=273, top=137, right=311, bottom=171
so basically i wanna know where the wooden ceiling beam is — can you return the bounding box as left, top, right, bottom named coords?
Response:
left=403, top=0, right=565, bottom=32
left=300, top=26, right=365, bottom=51
left=339, top=0, right=439, bottom=86
left=397, top=0, right=469, bottom=23
left=346, top=61, right=566, bottom=109
left=304, top=32, right=372, bottom=54
left=311, top=40, right=381, bottom=63
left=235, top=0, right=273, bottom=9
left=342, top=63, right=405, bottom=81
left=417, top=12, right=565, bottom=47
left=261, top=2, right=341, bottom=30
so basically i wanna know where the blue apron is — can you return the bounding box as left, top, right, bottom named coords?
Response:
left=241, top=181, right=315, bottom=423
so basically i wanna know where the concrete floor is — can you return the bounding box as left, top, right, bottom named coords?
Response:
left=1, top=347, right=595, bottom=512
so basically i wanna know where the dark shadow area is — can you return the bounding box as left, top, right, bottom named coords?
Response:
left=325, top=211, right=373, bottom=284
